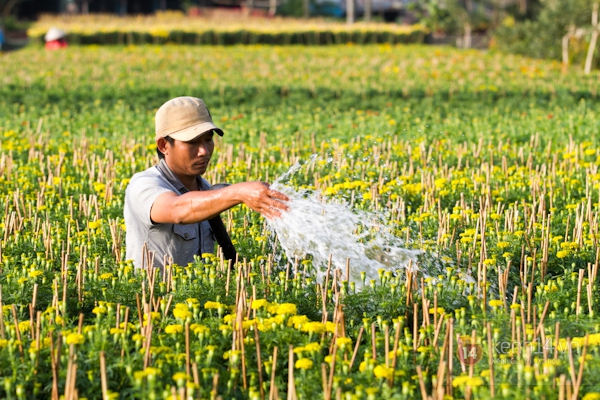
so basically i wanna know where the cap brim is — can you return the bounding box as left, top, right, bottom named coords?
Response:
left=164, top=121, right=224, bottom=141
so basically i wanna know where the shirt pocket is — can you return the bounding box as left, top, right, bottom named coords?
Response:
left=173, top=224, right=198, bottom=241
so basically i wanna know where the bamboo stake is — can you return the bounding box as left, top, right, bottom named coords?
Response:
left=269, top=347, right=278, bottom=400
left=572, top=335, right=589, bottom=400
left=287, top=346, right=297, bottom=400
left=416, top=365, right=428, bottom=400
left=321, top=364, right=329, bottom=400
left=211, top=374, right=220, bottom=400
left=448, top=319, right=454, bottom=397
left=185, top=322, right=191, bottom=377
left=371, top=322, right=377, bottom=360
left=254, top=323, right=265, bottom=400
left=576, top=269, right=585, bottom=316
left=50, top=331, right=61, bottom=400
left=348, top=326, right=364, bottom=370
left=64, top=349, right=73, bottom=400
left=486, top=322, right=495, bottom=397
left=389, top=319, right=402, bottom=387
left=413, top=303, right=418, bottom=352
left=384, top=324, right=390, bottom=367
left=192, top=363, right=200, bottom=388
left=567, top=338, right=577, bottom=385
left=11, top=305, right=24, bottom=359
left=143, top=320, right=153, bottom=369
left=327, top=336, right=338, bottom=400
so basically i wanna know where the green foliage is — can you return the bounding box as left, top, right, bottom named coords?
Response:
left=412, top=0, right=492, bottom=34
left=493, top=0, right=598, bottom=63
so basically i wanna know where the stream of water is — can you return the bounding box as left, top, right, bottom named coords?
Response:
left=266, top=158, right=423, bottom=287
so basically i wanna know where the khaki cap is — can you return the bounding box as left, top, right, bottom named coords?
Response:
left=155, top=96, right=223, bottom=141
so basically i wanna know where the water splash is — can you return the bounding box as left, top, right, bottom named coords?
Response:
left=266, top=158, right=423, bottom=288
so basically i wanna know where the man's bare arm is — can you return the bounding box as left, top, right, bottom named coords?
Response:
left=150, top=181, right=290, bottom=224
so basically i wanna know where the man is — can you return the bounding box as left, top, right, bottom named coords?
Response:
left=124, top=96, right=289, bottom=271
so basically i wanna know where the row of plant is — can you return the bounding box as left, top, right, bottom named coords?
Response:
left=27, top=13, right=426, bottom=46
left=0, top=44, right=599, bottom=398
left=2, top=45, right=599, bottom=114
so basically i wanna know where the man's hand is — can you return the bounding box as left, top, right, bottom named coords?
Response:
left=151, top=181, right=290, bottom=225
left=233, top=182, right=290, bottom=220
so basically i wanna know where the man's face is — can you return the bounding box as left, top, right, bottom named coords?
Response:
left=163, top=131, right=215, bottom=178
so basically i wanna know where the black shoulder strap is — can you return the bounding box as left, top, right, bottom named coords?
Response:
left=155, top=160, right=237, bottom=262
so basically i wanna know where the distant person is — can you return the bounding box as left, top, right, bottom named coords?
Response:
left=45, top=27, right=68, bottom=50
left=124, top=96, right=289, bottom=272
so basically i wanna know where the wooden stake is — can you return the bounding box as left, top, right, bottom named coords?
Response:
left=185, top=322, right=191, bottom=377
left=269, top=347, right=278, bottom=400
left=287, top=346, right=297, bottom=400
left=486, top=322, right=495, bottom=396
left=254, top=324, right=265, bottom=400
left=416, top=365, right=428, bottom=400
left=349, top=326, right=364, bottom=370
left=371, top=322, right=377, bottom=360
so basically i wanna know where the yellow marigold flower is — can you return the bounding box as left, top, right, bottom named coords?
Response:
left=429, top=307, right=445, bottom=315
left=92, top=182, right=106, bottom=193
left=489, top=299, right=504, bottom=308
left=0, top=339, right=8, bottom=348
left=304, top=342, right=321, bottom=352
left=336, top=337, right=352, bottom=348
left=556, top=250, right=569, bottom=258
left=373, top=365, right=394, bottom=379
left=88, top=220, right=102, bottom=229
left=452, top=375, right=470, bottom=387
left=29, top=270, right=43, bottom=278
left=145, top=367, right=161, bottom=377
left=172, top=372, right=191, bottom=382
left=65, top=333, right=85, bottom=345
left=300, top=321, right=326, bottom=333
left=223, top=350, right=241, bottom=361
left=295, top=358, right=314, bottom=370
left=251, top=299, right=269, bottom=310
left=583, top=393, right=600, bottom=400
left=165, top=324, right=183, bottom=334
left=288, top=315, right=309, bottom=329
left=467, top=377, right=484, bottom=386
left=190, top=324, right=210, bottom=335
left=223, top=313, right=236, bottom=324
left=142, top=312, right=161, bottom=326
left=173, top=304, right=191, bottom=320
left=359, top=361, right=367, bottom=372
left=204, top=301, right=225, bottom=310
left=325, top=321, right=337, bottom=333
left=132, top=334, right=144, bottom=342
left=110, top=328, right=124, bottom=335
left=99, top=273, right=113, bottom=280
left=18, top=321, right=30, bottom=332
left=275, top=303, right=297, bottom=315
left=185, top=298, right=200, bottom=306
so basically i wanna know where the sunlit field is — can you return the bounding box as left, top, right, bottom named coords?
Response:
left=1, top=44, right=600, bottom=399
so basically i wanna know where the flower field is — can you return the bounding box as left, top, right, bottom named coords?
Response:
left=1, top=44, right=600, bottom=399
left=26, top=13, right=425, bottom=46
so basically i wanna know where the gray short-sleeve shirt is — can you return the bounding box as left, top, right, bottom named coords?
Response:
left=124, top=160, right=215, bottom=271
